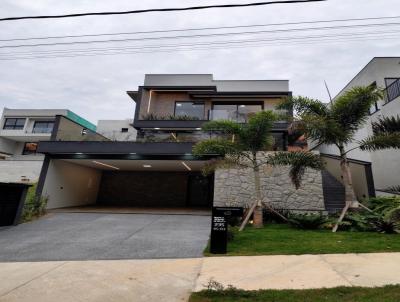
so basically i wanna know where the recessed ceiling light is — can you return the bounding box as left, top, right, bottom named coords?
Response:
left=75, top=152, right=83, bottom=155
left=239, top=105, right=246, bottom=107
left=154, top=127, right=160, bottom=130
left=196, top=128, right=201, bottom=130
left=129, top=152, right=136, bottom=155
left=93, top=160, right=119, bottom=170
left=143, top=164, right=152, bottom=168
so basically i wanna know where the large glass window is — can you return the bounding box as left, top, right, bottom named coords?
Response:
left=3, top=118, right=26, bottom=130
left=22, top=142, right=38, bottom=155
left=211, top=103, right=262, bottom=122
left=174, top=102, right=204, bottom=120
left=32, top=121, right=54, bottom=133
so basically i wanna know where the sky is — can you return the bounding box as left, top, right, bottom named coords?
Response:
left=0, top=0, right=399, bottom=124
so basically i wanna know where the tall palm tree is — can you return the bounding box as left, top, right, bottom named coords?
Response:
left=278, top=86, right=400, bottom=231
left=193, top=110, right=324, bottom=229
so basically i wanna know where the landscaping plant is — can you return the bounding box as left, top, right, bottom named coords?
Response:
left=20, top=183, right=48, bottom=223
left=278, top=87, right=400, bottom=231
left=193, top=110, right=323, bottom=229
left=287, top=212, right=329, bottom=230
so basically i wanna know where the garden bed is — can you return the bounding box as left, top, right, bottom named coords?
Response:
left=205, top=224, right=400, bottom=256
left=190, top=285, right=400, bottom=302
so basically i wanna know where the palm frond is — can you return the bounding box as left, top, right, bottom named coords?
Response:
left=239, top=110, right=276, bottom=152
left=359, top=133, right=400, bottom=151
left=266, top=151, right=324, bottom=189
left=372, top=115, right=400, bottom=135
left=331, top=86, right=383, bottom=133
left=277, top=96, right=329, bottom=117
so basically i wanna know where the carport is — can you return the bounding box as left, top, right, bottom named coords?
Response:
left=36, top=141, right=215, bottom=211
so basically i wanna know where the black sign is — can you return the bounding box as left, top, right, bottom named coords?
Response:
left=210, top=207, right=243, bottom=254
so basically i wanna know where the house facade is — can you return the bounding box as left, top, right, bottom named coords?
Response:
left=317, top=57, right=400, bottom=197
left=35, top=74, right=326, bottom=212
left=0, top=108, right=96, bottom=183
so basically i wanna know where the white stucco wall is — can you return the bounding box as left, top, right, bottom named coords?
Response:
left=42, top=159, right=102, bottom=209
left=0, top=158, right=44, bottom=183
left=0, top=137, right=16, bottom=155
left=318, top=57, right=400, bottom=191
left=96, top=119, right=137, bottom=141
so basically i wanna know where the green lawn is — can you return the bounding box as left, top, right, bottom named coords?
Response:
left=205, top=224, right=400, bottom=256
left=189, top=285, right=400, bottom=302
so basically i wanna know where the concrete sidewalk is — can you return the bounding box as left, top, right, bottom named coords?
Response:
left=1, top=253, right=400, bottom=302
left=195, top=253, right=400, bottom=291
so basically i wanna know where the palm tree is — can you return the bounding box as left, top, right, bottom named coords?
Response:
left=193, top=110, right=324, bottom=229
left=278, top=86, right=400, bottom=231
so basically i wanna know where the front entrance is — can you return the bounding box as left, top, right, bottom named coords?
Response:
left=187, top=174, right=213, bottom=207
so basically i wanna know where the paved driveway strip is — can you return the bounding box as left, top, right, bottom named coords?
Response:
left=0, top=213, right=211, bottom=262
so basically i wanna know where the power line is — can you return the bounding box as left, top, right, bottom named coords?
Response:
left=0, top=0, right=326, bottom=22
left=2, top=28, right=398, bottom=57
left=1, top=30, right=399, bottom=60
left=2, top=20, right=400, bottom=49
left=1, top=15, right=399, bottom=42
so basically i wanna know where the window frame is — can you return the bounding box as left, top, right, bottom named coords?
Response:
left=211, top=101, right=264, bottom=122
left=121, top=128, right=129, bottom=133
left=174, top=101, right=206, bottom=120
left=22, top=142, right=38, bottom=155
left=3, top=118, right=26, bottom=130
left=32, top=120, right=55, bottom=133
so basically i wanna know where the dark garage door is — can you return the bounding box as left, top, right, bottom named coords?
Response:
left=0, top=183, right=30, bottom=226
left=97, top=171, right=213, bottom=208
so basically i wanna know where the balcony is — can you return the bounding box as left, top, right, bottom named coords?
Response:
left=386, top=78, right=400, bottom=104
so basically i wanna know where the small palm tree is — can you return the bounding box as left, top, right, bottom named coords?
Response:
left=193, top=110, right=324, bottom=229
left=278, top=86, right=400, bottom=231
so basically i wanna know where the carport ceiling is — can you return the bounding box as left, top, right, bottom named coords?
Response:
left=62, top=159, right=209, bottom=171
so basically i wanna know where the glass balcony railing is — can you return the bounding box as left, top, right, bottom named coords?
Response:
left=208, top=109, right=289, bottom=122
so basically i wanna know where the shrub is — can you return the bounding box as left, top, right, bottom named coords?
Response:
left=263, top=208, right=290, bottom=224
left=288, top=212, right=329, bottom=230
left=342, top=196, right=400, bottom=233
left=20, top=183, right=48, bottom=223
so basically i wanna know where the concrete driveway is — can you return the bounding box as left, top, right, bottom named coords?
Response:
left=0, top=212, right=211, bottom=262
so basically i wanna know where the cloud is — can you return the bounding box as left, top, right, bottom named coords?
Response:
left=0, top=0, right=399, bottom=122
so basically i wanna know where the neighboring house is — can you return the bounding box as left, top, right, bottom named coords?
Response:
left=317, top=57, right=400, bottom=198
left=0, top=108, right=97, bottom=183
left=36, top=74, right=326, bottom=212
left=97, top=119, right=137, bottom=141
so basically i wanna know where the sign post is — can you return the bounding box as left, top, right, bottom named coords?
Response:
left=210, top=207, right=243, bottom=254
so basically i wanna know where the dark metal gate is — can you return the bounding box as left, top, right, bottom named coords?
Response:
left=0, top=183, right=31, bottom=226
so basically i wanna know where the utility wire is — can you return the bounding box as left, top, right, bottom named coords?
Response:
left=1, top=30, right=399, bottom=60
left=2, top=28, right=398, bottom=57
left=1, top=15, right=399, bottom=42
left=2, top=20, right=400, bottom=49
left=2, top=34, right=398, bottom=60
left=0, top=0, right=326, bottom=22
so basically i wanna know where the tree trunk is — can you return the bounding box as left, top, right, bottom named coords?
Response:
left=332, top=146, right=358, bottom=232
left=253, top=165, right=264, bottom=228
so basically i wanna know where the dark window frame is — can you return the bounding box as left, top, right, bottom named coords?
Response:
left=174, top=100, right=206, bottom=120
left=211, top=101, right=264, bottom=122
left=22, top=142, right=38, bottom=155
left=121, top=128, right=129, bottom=133
left=3, top=118, right=26, bottom=130
left=384, top=77, right=400, bottom=105
left=32, top=120, right=55, bottom=133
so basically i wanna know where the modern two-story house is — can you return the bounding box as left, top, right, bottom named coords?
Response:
left=0, top=108, right=96, bottom=183
left=36, top=74, right=326, bottom=212
left=317, top=57, right=400, bottom=198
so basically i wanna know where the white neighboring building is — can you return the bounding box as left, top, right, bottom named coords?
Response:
left=318, top=57, right=400, bottom=194
left=96, top=119, right=137, bottom=141
left=0, top=108, right=96, bottom=183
